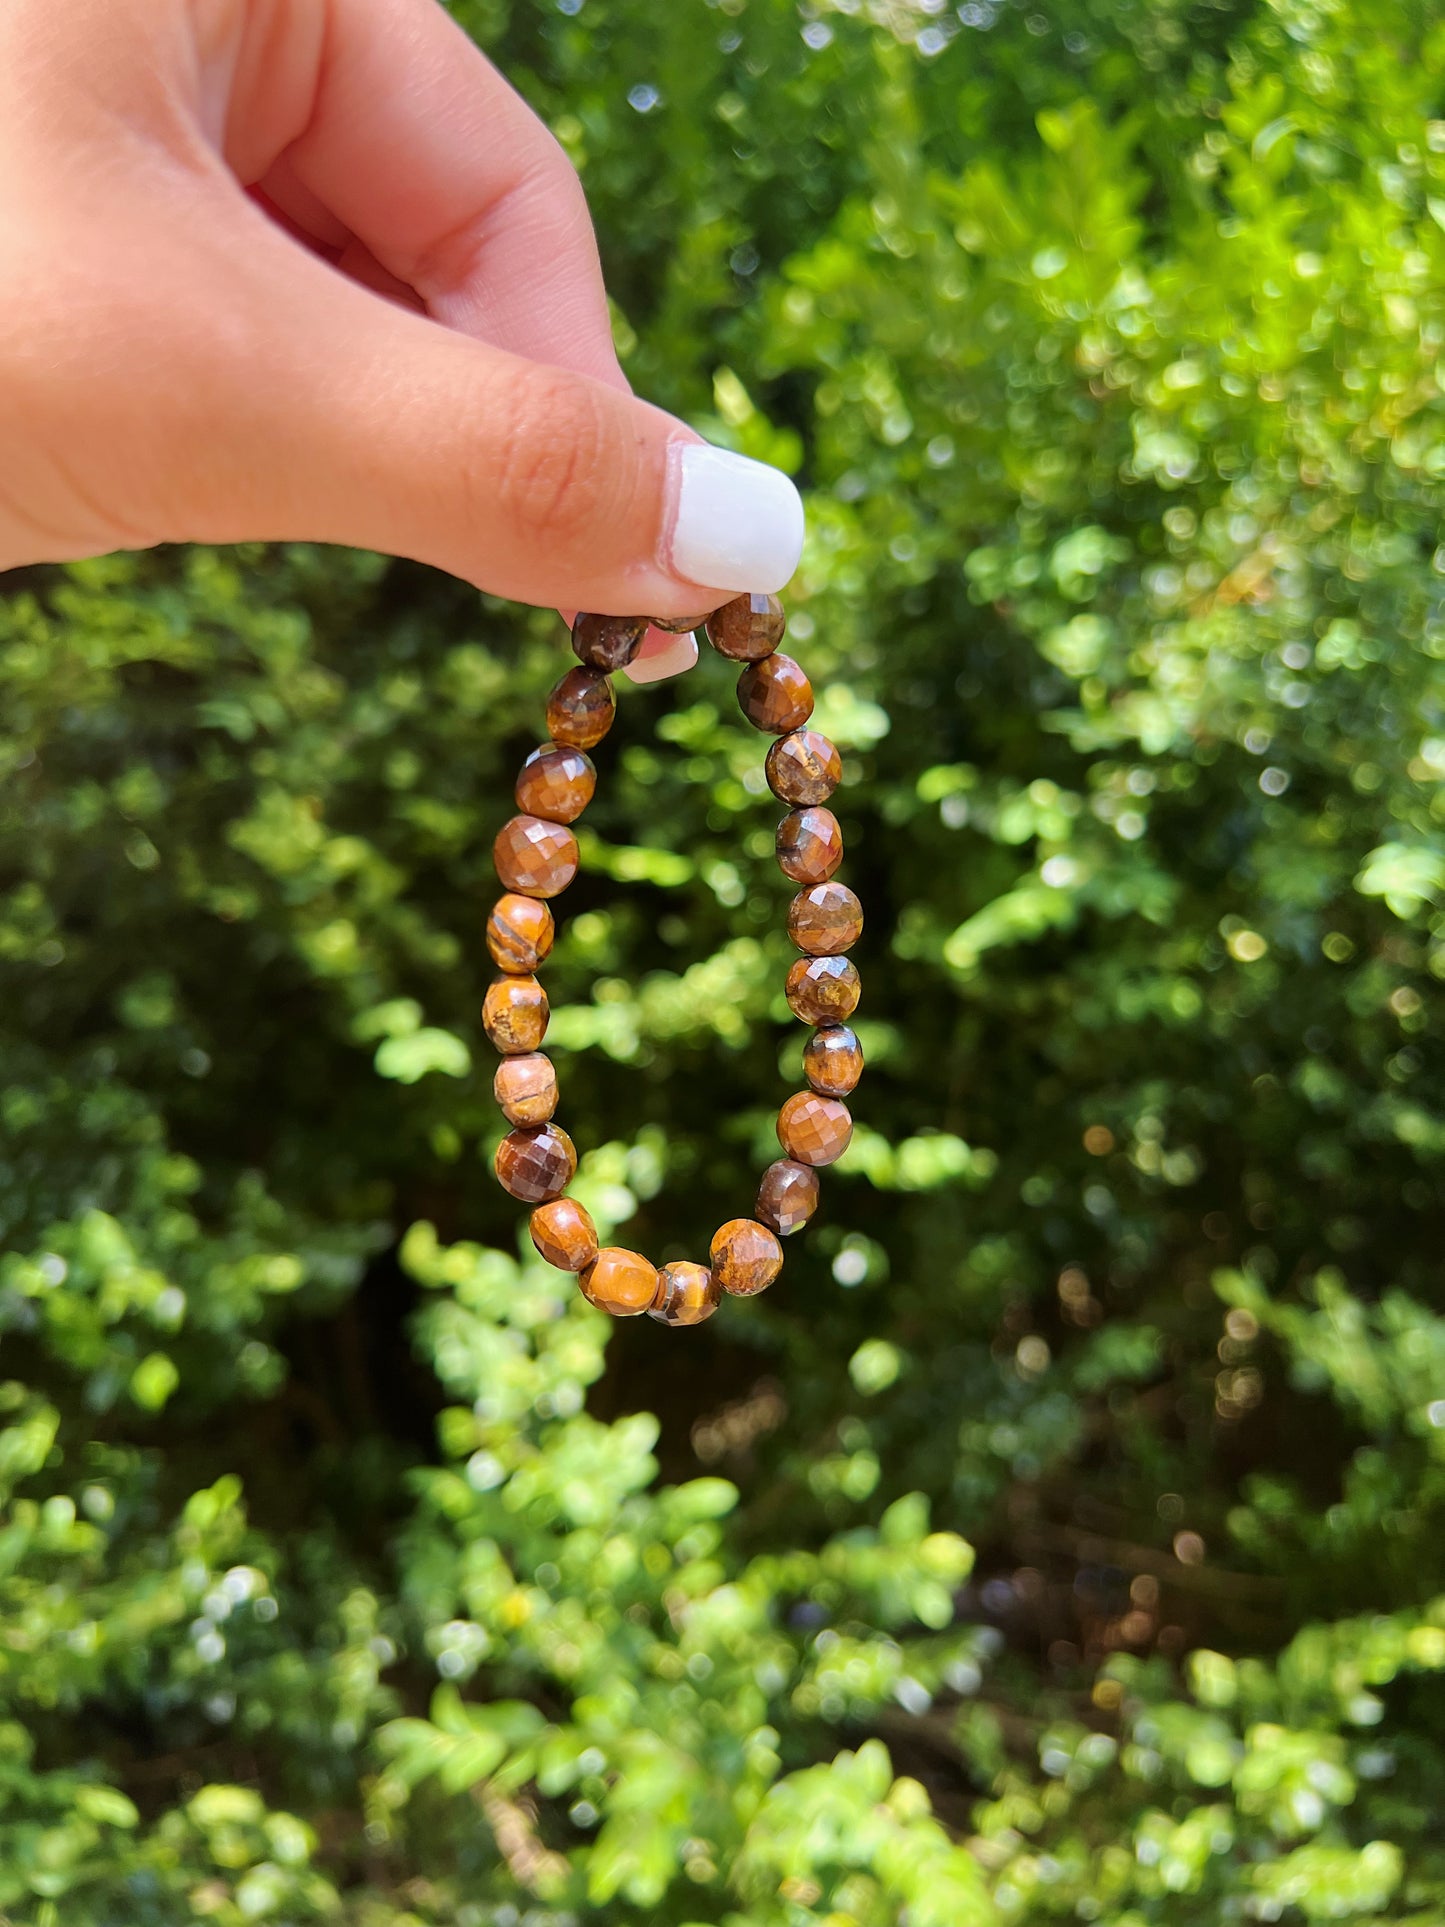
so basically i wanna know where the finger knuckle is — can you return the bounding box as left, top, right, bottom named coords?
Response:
left=489, top=370, right=612, bottom=549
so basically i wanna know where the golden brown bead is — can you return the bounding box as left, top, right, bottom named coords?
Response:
left=530, top=1198, right=599, bottom=1272
left=710, top=1218, right=783, bottom=1297
left=546, top=667, right=615, bottom=750
left=785, top=954, right=861, bottom=1024
left=515, top=744, right=596, bottom=824
left=483, top=975, right=549, bottom=1055
left=493, top=814, right=579, bottom=899
left=776, top=806, right=843, bottom=884
left=804, top=1025, right=864, bottom=1097
left=579, top=1246, right=658, bottom=1316
left=493, top=1051, right=558, bottom=1125
left=766, top=728, right=841, bottom=806
left=706, top=592, right=786, bottom=661
left=737, top=653, right=814, bottom=734
left=495, top=1122, right=577, bottom=1202
left=649, top=610, right=715, bottom=634
left=756, top=1158, right=821, bottom=1236
left=777, top=1092, right=852, bottom=1166
left=486, top=893, right=555, bottom=974
left=649, top=1261, right=721, bottom=1327
left=572, top=612, right=647, bottom=672
left=788, top=881, right=863, bottom=956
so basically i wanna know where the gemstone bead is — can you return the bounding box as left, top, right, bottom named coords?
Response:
left=530, top=1197, right=599, bottom=1272
left=483, top=974, right=548, bottom=1054
left=546, top=667, right=615, bottom=750
left=706, top=592, right=785, bottom=661
left=785, top=955, right=861, bottom=1024
left=649, top=1261, right=721, bottom=1327
left=495, top=1122, right=577, bottom=1202
left=756, top=1158, right=820, bottom=1236
left=776, top=806, right=843, bottom=884
left=579, top=1246, right=658, bottom=1316
left=804, top=1025, right=864, bottom=1097
left=493, top=814, right=579, bottom=898
left=777, top=1093, right=852, bottom=1167
left=649, top=610, right=714, bottom=634
left=515, top=744, right=596, bottom=824
left=766, top=728, right=842, bottom=806
left=572, top=612, right=647, bottom=671
left=737, top=653, right=814, bottom=734
left=486, top=893, right=555, bottom=974
left=788, top=881, right=863, bottom=956
left=493, top=1051, right=557, bottom=1125
left=710, top=1218, right=783, bottom=1297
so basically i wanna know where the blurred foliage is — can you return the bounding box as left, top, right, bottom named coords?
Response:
left=1, top=0, right=1444, bottom=1920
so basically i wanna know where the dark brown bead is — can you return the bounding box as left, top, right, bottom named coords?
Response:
left=579, top=1246, right=658, bottom=1316
left=546, top=667, right=615, bottom=750
left=706, top=592, right=786, bottom=661
left=649, top=1261, right=721, bottom=1327
left=530, top=1198, right=599, bottom=1273
left=572, top=612, right=647, bottom=672
left=515, top=744, right=596, bottom=824
left=737, top=653, right=814, bottom=734
left=494, top=1051, right=557, bottom=1125
left=710, top=1218, right=783, bottom=1297
left=756, top=1159, right=820, bottom=1236
left=493, top=814, right=579, bottom=899
left=777, top=1092, right=853, bottom=1167
left=495, top=1122, right=576, bottom=1203
left=776, top=807, right=843, bottom=884
left=804, top=1025, right=864, bottom=1097
left=788, top=881, right=863, bottom=956
left=649, top=610, right=715, bottom=634
left=486, top=893, right=555, bottom=973
left=766, top=728, right=842, bottom=806
left=786, top=955, right=861, bottom=1024
left=483, top=975, right=548, bottom=1055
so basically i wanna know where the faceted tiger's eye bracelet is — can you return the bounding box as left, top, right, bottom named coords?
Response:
left=484, top=592, right=863, bottom=1327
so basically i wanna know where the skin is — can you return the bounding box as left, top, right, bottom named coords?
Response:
left=0, top=0, right=713, bottom=676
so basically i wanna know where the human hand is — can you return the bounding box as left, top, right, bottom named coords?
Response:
left=0, top=0, right=804, bottom=681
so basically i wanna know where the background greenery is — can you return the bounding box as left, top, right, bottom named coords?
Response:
left=2, top=0, right=1443, bottom=1919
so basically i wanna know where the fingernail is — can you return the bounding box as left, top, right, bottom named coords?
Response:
left=667, top=443, right=805, bottom=595
left=626, top=629, right=699, bottom=685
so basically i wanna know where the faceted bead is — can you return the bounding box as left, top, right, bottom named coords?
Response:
left=495, top=1122, right=576, bottom=1202
left=706, top=592, right=785, bottom=661
left=737, top=653, right=814, bottom=734
left=804, top=1025, right=864, bottom=1097
left=515, top=744, right=596, bottom=824
left=788, top=881, right=863, bottom=956
left=777, top=1092, right=853, bottom=1167
left=766, top=728, right=842, bottom=806
left=579, top=1246, right=658, bottom=1316
left=786, top=954, right=861, bottom=1024
left=487, top=893, right=555, bottom=974
left=572, top=612, right=647, bottom=672
left=649, top=610, right=715, bottom=634
left=546, top=666, right=615, bottom=750
left=756, top=1158, right=820, bottom=1236
left=494, top=1051, right=557, bottom=1125
left=710, top=1218, right=783, bottom=1297
left=531, top=1197, right=599, bottom=1272
left=776, top=806, right=843, bottom=884
left=483, top=974, right=548, bottom=1055
left=493, top=814, right=579, bottom=899
left=649, top=1261, right=721, bottom=1327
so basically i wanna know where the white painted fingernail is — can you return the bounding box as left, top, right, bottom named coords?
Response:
left=626, top=630, right=699, bottom=685
left=667, top=443, right=805, bottom=595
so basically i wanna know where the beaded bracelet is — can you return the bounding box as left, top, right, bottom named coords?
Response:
left=484, top=592, right=863, bottom=1327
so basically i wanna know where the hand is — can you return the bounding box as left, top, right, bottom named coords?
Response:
left=0, top=0, right=804, bottom=680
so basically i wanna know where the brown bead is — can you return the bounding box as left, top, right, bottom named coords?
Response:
left=579, top=1246, right=658, bottom=1317
left=494, top=1051, right=557, bottom=1125
left=572, top=612, right=647, bottom=672
left=487, top=893, right=555, bottom=973
left=649, top=610, right=715, bottom=634
left=530, top=1198, right=599, bottom=1272
left=777, top=1092, right=852, bottom=1167
left=710, top=1218, right=783, bottom=1298
left=515, top=744, right=596, bottom=824
left=706, top=592, right=786, bottom=661
left=495, top=1123, right=576, bottom=1203
left=804, top=1025, right=864, bottom=1097
left=788, top=881, right=863, bottom=956
left=766, top=728, right=842, bottom=806
left=737, top=653, right=814, bottom=734
left=786, top=955, right=861, bottom=1024
left=546, top=667, right=615, bottom=750
left=776, top=807, right=843, bottom=884
left=649, top=1261, right=721, bottom=1327
left=756, top=1159, right=821, bottom=1236
left=483, top=975, right=548, bottom=1055
left=493, top=814, right=579, bottom=899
